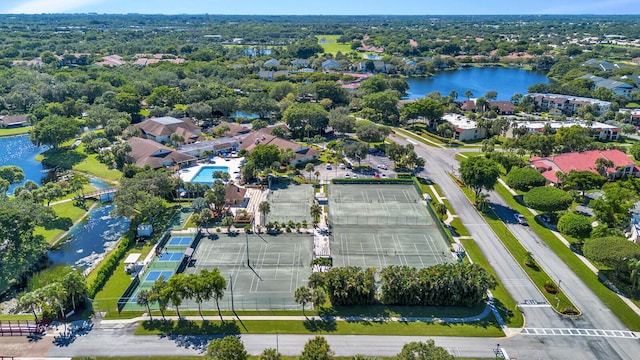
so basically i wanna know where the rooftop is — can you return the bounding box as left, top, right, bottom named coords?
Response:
left=442, top=113, right=478, bottom=130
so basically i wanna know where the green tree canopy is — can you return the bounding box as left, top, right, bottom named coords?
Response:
left=459, top=156, right=501, bottom=199
left=282, top=102, right=329, bottom=136
left=205, top=336, right=248, bottom=360
left=505, top=167, right=546, bottom=191
left=300, top=336, right=334, bottom=360
left=583, top=237, right=640, bottom=276
left=395, top=340, right=455, bottom=360
left=523, top=186, right=573, bottom=213
left=557, top=212, right=593, bottom=240
left=246, top=144, right=282, bottom=169
left=30, top=115, right=80, bottom=148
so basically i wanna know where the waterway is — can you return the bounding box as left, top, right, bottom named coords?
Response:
left=0, top=134, right=48, bottom=193
left=405, top=66, right=549, bottom=100
left=0, top=134, right=130, bottom=271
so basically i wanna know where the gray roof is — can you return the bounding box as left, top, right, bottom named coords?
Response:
left=153, top=116, right=184, bottom=125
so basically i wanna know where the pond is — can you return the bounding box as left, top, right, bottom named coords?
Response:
left=0, top=134, right=48, bottom=193
left=47, top=204, right=130, bottom=272
left=405, top=67, right=549, bottom=100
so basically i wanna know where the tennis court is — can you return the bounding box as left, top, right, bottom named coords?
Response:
left=167, top=236, right=192, bottom=246
left=327, top=184, right=454, bottom=268
left=183, top=233, right=313, bottom=310
left=157, top=252, right=183, bottom=262
left=144, top=270, right=174, bottom=282
left=267, top=183, right=314, bottom=224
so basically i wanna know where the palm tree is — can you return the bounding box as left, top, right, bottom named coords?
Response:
left=61, top=271, right=87, bottom=312
left=311, top=287, right=326, bottom=310
left=304, top=163, right=315, bottom=181
left=463, top=89, right=473, bottom=101
left=595, top=158, right=615, bottom=177
left=149, top=275, right=169, bottom=319
left=166, top=275, right=186, bottom=318
left=310, top=203, right=322, bottom=226
left=259, top=201, right=271, bottom=226
left=475, top=192, right=489, bottom=212
left=294, top=286, right=312, bottom=318
left=222, top=215, right=235, bottom=232
left=18, top=291, right=42, bottom=323
left=136, top=289, right=153, bottom=320
left=433, top=202, right=448, bottom=221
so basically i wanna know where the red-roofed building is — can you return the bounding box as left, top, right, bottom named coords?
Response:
left=529, top=149, right=638, bottom=184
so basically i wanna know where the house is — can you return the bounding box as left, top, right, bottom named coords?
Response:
left=507, top=120, right=619, bottom=141
left=442, top=114, right=487, bottom=141
left=224, top=183, right=247, bottom=205
left=258, top=70, right=289, bottom=81
left=214, top=121, right=251, bottom=137
left=529, top=149, right=637, bottom=184
left=580, top=74, right=635, bottom=98
left=95, top=55, right=125, bottom=67
left=581, top=59, right=622, bottom=72
left=133, top=117, right=201, bottom=144
left=0, top=115, right=28, bottom=128
left=290, top=59, right=310, bottom=68
left=321, top=60, right=340, bottom=70
left=263, top=58, right=280, bottom=67
left=178, top=138, right=239, bottom=157
left=525, top=93, right=611, bottom=116
left=239, top=131, right=319, bottom=165
left=490, top=101, right=515, bottom=115
left=125, top=137, right=196, bottom=169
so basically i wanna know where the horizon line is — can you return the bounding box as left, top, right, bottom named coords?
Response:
left=1, top=12, right=639, bottom=16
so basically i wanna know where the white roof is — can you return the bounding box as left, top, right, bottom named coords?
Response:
left=513, top=119, right=618, bottom=131
left=443, top=113, right=478, bottom=130
left=124, top=253, right=142, bottom=264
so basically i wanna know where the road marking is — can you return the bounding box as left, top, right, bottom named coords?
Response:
left=521, top=328, right=639, bottom=339
left=406, top=139, right=417, bottom=145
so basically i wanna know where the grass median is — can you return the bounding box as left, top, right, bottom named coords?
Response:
left=134, top=316, right=504, bottom=337
left=494, top=182, right=640, bottom=331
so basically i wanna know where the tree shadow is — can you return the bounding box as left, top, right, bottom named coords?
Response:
left=492, top=298, right=515, bottom=325
left=141, top=319, right=241, bottom=336
left=44, top=217, right=73, bottom=230
left=303, top=318, right=337, bottom=332
left=41, top=149, right=87, bottom=169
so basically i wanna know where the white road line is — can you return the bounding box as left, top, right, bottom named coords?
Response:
left=521, top=328, right=638, bottom=339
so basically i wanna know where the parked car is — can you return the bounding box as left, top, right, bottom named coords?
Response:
left=346, top=162, right=352, bottom=169
left=325, top=164, right=332, bottom=170
left=339, top=164, right=346, bottom=170
left=514, top=213, right=528, bottom=225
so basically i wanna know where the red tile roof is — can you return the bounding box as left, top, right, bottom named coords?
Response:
left=530, top=149, right=635, bottom=183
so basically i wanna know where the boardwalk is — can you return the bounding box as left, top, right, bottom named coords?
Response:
left=83, top=188, right=116, bottom=200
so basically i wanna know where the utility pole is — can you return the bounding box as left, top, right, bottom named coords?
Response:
left=229, top=274, right=235, bottom=312
left=246, top=231, right=250, bottom=267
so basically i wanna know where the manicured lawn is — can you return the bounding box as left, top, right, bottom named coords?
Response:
left=494, top=183, right=640, bottom=331
left=135, top=316, right=504, bottom=337
left=0, top=314, right=36, bottom=320
left=34, top=200, right=95, bottom=245
left=82, top=357, right=400, bottom=360
left=36, top=145, right=121, bottom=182
left=450, top=217, right=470, bottom=237
left=315, top=35, right=353, bottom=54
left=395, top=128, right=442, bottom=147
left=0, top=126, right=32, bottom=137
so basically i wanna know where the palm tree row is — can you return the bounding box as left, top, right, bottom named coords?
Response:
left=380, top=264, right=497, bottom=307
left=137, top=268, right=226, bottom=320
left=309, top=266, right=377, bottom=306
left=19, top=271, right=87, bottom=322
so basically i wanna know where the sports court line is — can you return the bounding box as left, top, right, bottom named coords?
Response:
left=374, top=233, right=388, bottom=268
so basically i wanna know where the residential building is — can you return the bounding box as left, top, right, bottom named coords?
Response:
left=529, top=149, right=637, bottom=184
left=0, top=115, right=28, bottom=128
left=263, top=58, right=280, bottom=67
left=321, top=60, right=340, bottom=70
left=459, top=100, right=515, bottom=115
left=258, top=70, right=289, bottom=81
left=225, top=183, right=247, bottom=205
left=133, top=117, right=201, bottom=144
left=178, top=138, right=239, bottom=157
left=214, top=121, right=252, bottom=137
left=580, top=74, right=635, bottom=98
left=508, top=120, right=619, bottom=141
left=581, top=59, right=622, bottom=72
left=290, top=59, right=310, bottom=68
left=525, top=93, right=611, bottom=116
left=442, top=114, right=487, bottom=141
left=125, top=137, right=196, bottom=169
left=239, top=131, right=319, bottom=165
left=95, top=55, right=125, bottom=67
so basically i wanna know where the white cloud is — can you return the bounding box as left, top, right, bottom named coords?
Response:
left=5, top=0, right=106, bottom=14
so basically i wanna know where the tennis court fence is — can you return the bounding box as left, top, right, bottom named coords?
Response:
left=332, top=249, right=448, bottom=257
left=328, top=215, right=426, bottom=226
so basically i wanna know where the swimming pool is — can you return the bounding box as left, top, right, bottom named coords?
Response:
left=190, top=165, right=229, bottom=184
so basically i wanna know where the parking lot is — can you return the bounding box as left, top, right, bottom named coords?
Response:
left=313, top=149, right=397, bottom=182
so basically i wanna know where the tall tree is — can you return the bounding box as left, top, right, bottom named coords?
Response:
left=149, top=275, right=169, bottom=319
left=459, top=156, right=501, bottom=200
left=259, top=201, right=271, bottom=226
left=294, top=286, right=312, bottom=318
left=395, top=340, right=455, bottom=360
left=300, top=336, right=334, bottom=360
left=136, top=289, right=153, bottom=320
left=310, top=203, right=322, bottom=226
left=30, top=115, right=80, bottom=149
left=205, top=336, right=248, bottom=360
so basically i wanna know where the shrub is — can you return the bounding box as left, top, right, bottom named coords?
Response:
left=543, top=281, right=558, bottom=294
left=583, top=237, right=640, bottom=276
left=505, top=167, right=546, bottom=191
left=523, top=186, right=573, bottom=213
left=557, top=212, right=593, bottom=240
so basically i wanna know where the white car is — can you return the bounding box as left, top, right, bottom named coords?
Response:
left=514, top=213, right=527, bottom=225
left=352, top=174, right=358, bottom=179
left=344, top=173, right=350, bottom=178
left=339, top=164, right=346, bottom=170
left=325, top=164, right=332, bottom=170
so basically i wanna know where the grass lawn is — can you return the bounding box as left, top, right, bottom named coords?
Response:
left=34, top=200, right=95, bottom=245
left=135, top=316, right=504, bottom=337
left=36, top=145, right=121, bottom=182
left=450, top=217, right=470, bottom=237
left=315, top=35, right=353, bottom=54
left=0, top=314, right=36, bottom=320
left=0, top=126, right=32, bottom=137
left=81, top=357, right=407, bottom=360
left=395, top=128, right=442, bottom=147
left=493, top=183, right=640, bottom=331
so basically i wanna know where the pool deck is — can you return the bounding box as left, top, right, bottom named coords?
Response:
left=178, top=156, right=243, bottom=183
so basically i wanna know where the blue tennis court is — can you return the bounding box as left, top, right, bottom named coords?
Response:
left=157, top=252, right=183, bottom=262
left=144, top=270, right=174, bottom=282
left=167, top=237, right=192, bottom=246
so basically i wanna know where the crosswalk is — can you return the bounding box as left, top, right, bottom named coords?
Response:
left=502, top=278, right=534, bottom=287
left=521, top=327, right=639, bottom=339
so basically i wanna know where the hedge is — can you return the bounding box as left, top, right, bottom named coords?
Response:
left=87, top=230, right=134, bottom=298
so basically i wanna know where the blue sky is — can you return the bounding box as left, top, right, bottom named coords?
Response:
left=1, top=0, right=638, bottom=15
